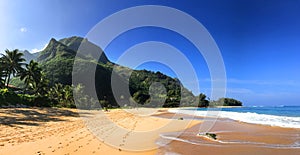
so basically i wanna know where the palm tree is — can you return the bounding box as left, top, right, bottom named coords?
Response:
left=47, top=83, right=64, bottom=102
left=19, top=60, right=42, bottom=93
left=1, top=49, right=26, bottom=87
left=0, top=59, right=5, bottom=88
left=198, top=93, right=209, bottom=107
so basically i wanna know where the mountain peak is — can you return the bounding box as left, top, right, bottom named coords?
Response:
left=49, top=38, right=57, bottom=43
left=19, top=50, right=38, bottom=63
left=23, top=50, right=30, bottom=54
left=37, top=36, right=109, bottom=64
left=37, top=37, right=74, bottom=62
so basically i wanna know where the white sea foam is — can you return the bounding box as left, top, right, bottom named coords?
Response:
left=168, top=109, right=300, bottom=128
left=158, top=133, right=300, bottom=148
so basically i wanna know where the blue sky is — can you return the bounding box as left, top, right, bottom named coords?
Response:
left=1, top=0, right=300, bottom=106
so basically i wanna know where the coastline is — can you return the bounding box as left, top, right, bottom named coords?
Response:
left=156, top=109, right=300, bottom=155
left=0, top=107, right=299, bottom=155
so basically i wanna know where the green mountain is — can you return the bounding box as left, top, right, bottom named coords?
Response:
left=20, top=50, right=39, bottom=63
left=36, top=36, right=196, bottom=108
left=37, top=38, right=84, bottom=62
left=58, top=36, right=109, bottom=64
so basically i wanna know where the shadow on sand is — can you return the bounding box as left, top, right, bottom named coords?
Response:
left=0, top=108, right=80, bottom=127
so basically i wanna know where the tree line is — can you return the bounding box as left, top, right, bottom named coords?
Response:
left=0, top=49, right=84, bottom=107
left=0, top=49, right=242, bottom=108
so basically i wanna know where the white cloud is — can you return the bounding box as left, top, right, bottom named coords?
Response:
left=30, top=43, right=48, bottom=53
left=31, top=48, right=40, bottom=53
left=19, top=27, right=27, bottom=33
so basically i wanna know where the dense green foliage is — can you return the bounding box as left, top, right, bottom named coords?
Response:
left=0, top=36, right=242, bottom=109
left=198, top=93, right=209, bottom=107
left=211, top=97, right=243, bottom=106
left=20, top=60, right=48, bottom=94
left=0, top=88, right=51, bottom=107
left=9, top=77, right=26, bottom=89
left=0, top=88, right=20, bottom=105
left=128, top=70, right=196, bottom=107
left=36, top=36, right=200, bottom=108
left=1, top=49, right=26, bottom=87
left=0, top=64, right=5, bottom=88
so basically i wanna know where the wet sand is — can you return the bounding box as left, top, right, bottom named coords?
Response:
left=155, top=112, right=300, bottom=155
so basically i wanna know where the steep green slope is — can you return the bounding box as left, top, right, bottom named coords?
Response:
left=37, top=38, right=75, bottom=85
left=37, top=38, right=75, bottom=62
left=59, top=36, right=109, bottom=64
left=20, top=50, right=38, bottom=63
left=37, top=36, right=196, bottom=107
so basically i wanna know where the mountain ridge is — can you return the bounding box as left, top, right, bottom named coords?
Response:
left=19, top=50, right=39, bottom=63
left=34, top=36, right=196, bottom=107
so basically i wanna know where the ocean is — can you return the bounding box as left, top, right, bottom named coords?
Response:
left=168, top=106, right=300, bottom=128
left=156, top=106, right=300, bottom=153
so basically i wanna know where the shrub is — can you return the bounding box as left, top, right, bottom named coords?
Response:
left=0, top=89, right=20, bottom=105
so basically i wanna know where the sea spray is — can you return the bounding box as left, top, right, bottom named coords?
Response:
left=169, top=107, right=300, bottom=128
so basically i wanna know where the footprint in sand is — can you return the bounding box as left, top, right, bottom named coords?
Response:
left=36, top=151, right=45, bottom=155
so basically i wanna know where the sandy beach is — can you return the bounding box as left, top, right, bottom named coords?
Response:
left=0, top=107, right=299, bottom=155
left=0, top=108, right=198, bottom=155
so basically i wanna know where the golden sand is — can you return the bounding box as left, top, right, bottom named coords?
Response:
left=0, top=108, right=299, bottom=155
left=0, top=108, right=198, bottom=155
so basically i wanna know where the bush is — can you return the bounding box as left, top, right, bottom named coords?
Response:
left=33, top=96, right=52, bottom=107
left=18, top=94, right=35, bottom=106
left=0, top=89, right=20, bottom=105
left=0, top=89, right=53, bottom=107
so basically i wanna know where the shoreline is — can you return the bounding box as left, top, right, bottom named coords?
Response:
left=168, top=107, right=300, bottom=129
left=0, top=107, right=299, bottom=155
left=156, top=110, right=300, bottom=155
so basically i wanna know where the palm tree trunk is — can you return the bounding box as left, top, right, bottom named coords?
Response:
left=6, top=71, right=11, bottom=88
left=4, top=71, right=8, bottom=87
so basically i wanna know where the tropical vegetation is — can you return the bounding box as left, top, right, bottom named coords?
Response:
left=0, top=36, right=243, bottom=109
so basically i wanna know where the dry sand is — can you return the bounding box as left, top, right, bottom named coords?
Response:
left=1, top=107, right=299, bottom=155
left=0, top=108, right=198, bottom=155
